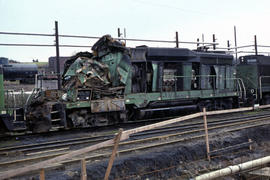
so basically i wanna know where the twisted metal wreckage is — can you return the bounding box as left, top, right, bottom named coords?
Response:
left=26, top=35, right=132, bottom=132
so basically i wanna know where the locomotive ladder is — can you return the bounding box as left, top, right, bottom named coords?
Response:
left=237, top=78, right=247, bottom=105
left=49, top=103, right=67, bottom=131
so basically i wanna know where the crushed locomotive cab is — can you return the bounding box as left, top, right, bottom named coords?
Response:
left=25, top=35, right=131, bottom=132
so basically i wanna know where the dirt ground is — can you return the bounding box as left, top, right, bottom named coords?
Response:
left=16, top=125, right=270, bottom=180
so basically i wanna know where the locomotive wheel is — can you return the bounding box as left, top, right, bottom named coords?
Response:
left=198, top=101, right=214, bottom=111
left=217, top=100, right=232, bottom=110
left=31, top=120, right=51, bottom=133
left=67, top=109, right=121, bottom=127
left=126, top=105, right=136, bottom=121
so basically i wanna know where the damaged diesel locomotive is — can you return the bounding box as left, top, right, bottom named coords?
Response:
left=26, top=35, right=240, bottom=133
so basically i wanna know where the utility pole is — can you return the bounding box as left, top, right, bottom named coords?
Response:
left=124, top=28, right=127, bottom=45
left=254, top=35, right=258, bottom=55
left=175, top=31, right=179, bottom=48
left=55, top=21, right=61, bottom=90
left=202, top=34, right=205, bottom=47
left=212, top=34, right=216, bottom=50
left=227, top=40, right=230, bottom=51
left=234, top=26, right=238, bottom=61
left=117, top=28, right=121, bottom=38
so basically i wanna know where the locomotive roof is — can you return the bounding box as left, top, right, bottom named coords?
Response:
left=130, top=47, right=233, bottom=65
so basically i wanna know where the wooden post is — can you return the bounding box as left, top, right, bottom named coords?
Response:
left=203, top=108, right=211, bottom=161
left=81, top=159, right=87, bottom=180
left=104, top=129, right=123, bottom=180
left=248, top=139, right=252, bottom=151
left=40, top=169, right=45, bottom=180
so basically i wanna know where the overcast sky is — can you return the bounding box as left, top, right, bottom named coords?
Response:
left=1, top=0, right=270, bottom=62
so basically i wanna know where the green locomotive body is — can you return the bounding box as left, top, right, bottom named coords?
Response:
left=237, top=55, right=270, bottom=105
left=25, top=35, right=241, bottom=132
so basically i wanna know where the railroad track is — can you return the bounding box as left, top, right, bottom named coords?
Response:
left=2, top=109, right=270, bottom=140
left=1, top=111, right=270, bottom=155
left=0, top=112, right=269, bottom=174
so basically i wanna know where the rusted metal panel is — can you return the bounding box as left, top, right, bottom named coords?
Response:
left=44, top=89, right=61, bottom=99
left=91, top=99, right=125, bottom=113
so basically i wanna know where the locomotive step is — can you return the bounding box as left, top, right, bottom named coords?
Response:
left=51, top=118, right=61, bottom=122
left=50, top=111, right=60, bottom=114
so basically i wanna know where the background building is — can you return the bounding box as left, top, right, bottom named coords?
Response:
left=0, top=57, right=9, bottom=65
left=48, top=56, right=69, bottom=74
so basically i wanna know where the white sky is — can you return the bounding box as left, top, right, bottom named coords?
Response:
left=0, top=0, right=270, bottom=62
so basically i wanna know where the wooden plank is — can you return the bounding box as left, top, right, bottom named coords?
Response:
left=203, top=108, right=211, bottom=161
left=206, top=107, right=253, bottom=116
left=80, top=159, right=87, bottom=180
left=0, top=139, right=116, bottom=180
left=124, top=112, right=203, bottom=137
left=258, top=104, right=270, bottom=109
left=104, top=129, right=123, bottom=180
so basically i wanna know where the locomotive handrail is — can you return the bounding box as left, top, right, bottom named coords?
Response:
left=236, top=78, right=247, bottom=101
left=4, top=90, right=16, bottom=118
left=24, top=88, right=42, bottom=112
left=237, top=79, right=243, bottom=99
left=259, top=76, right=270, bottom=99
left=163, top=75, right=237, bottom=90
left=172, top=74, right=233, bottom=78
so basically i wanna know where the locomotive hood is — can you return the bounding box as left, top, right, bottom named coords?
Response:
left=61, top=35, right=132, bottom=101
